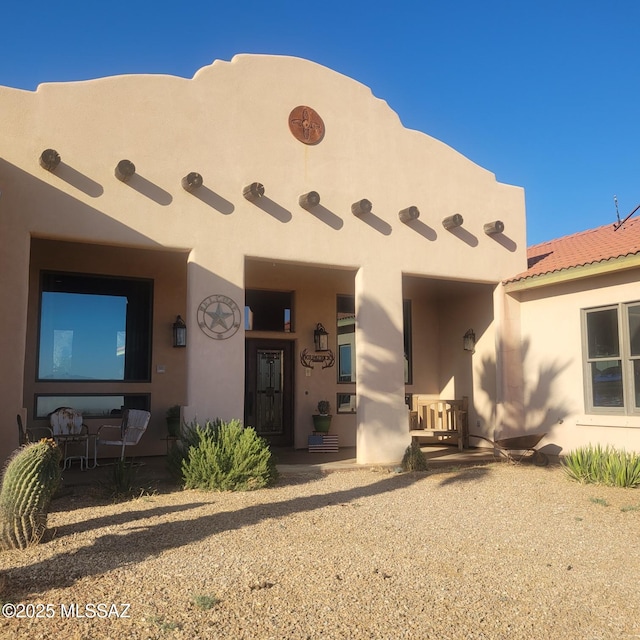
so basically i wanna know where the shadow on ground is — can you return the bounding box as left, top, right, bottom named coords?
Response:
left=3, top=456, right=508, bottom=599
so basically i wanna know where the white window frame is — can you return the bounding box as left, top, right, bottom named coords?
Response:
left=582, top=301, right=640, bottom=415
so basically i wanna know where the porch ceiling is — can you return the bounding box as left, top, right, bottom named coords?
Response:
left=403, top=274, right=495, bottom=301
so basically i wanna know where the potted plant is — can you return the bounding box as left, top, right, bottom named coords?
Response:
left=312, top=400, right=332, bottom=433
left=166, top=405, right=181, bottom=437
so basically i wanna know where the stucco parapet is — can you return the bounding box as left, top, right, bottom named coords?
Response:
left=0, top=53, right=527, bottom=284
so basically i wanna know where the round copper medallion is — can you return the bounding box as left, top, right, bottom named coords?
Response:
left=288, top=106, right=325, bottom=145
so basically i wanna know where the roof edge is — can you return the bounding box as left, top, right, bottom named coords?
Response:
left=504, top=252, right=640, bottom=293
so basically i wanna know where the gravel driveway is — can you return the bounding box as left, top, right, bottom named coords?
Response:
left=1, top=462, right=639, bottom=639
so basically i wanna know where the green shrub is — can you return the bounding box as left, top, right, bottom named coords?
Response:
left=180, top=419, right=278, bottom=491
left=563, top=444, right=640, bottom=488
left=401, top=441, right=428, bottom=472
left=193, top=594, right=219, bottom=610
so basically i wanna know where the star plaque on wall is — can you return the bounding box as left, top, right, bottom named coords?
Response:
left=197, top=295, right=241, bottom=340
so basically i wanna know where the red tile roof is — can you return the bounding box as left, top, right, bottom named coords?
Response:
left=507, top=214, right=640, bottom=283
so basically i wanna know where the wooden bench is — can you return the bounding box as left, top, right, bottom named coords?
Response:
left=409, top=396, right=469, bottom=451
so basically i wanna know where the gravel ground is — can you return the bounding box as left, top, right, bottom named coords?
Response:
left=1, top=461, right=639, bottom=639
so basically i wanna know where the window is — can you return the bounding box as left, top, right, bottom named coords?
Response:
left=403, top=300, right=413, bottom=385
left=245, top=290, right=292, bottom=332
left=336, top=295, right=412, bottom=384
left=35, top=394, right=150, bottom=419
left=336, top=393, right=356, bottom=413
left=337, top=295, right=356, bottom=383
left=583, top=302, right=640, bottom=413
left=38, top=272, right=153, bottom=382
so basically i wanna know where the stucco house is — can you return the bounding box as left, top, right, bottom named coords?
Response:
left=0, top=54, right=531, bottom=465
left=501, top=216, right=640, bottom=455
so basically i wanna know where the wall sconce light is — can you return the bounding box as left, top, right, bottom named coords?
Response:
left=463, top=328, right=476, bottom=352
left=115, top=159, right=136, bottom=182
left=484, top=220, right=505, bottom=235
left=352, top=199, right=372, bottom=216
left=299, top=191, right=321, bottom=209
left=443, top=214, right=464, bottom=230
left=301, top=323, right=335, bottom=369
left=182, top=172, right=203, bottom=192
left=243, top=182, right=265, bottom=201
left=314, top=323, right=329, bottom=351
left=39, top=149, right=61, bottom=172
left=173, top=315, right=187, bottom=348
left=399, top=206, right=420, bottom=223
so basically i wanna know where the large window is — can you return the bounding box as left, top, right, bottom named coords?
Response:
left=38, top=272, right=153, bottom=382
left=583, top=302, right=640, bottom=413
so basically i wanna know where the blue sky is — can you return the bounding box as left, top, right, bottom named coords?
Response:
left=1, top=1, right=638, bottom=245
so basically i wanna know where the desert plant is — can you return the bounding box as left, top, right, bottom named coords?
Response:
left=181, top=419, right=278, bottom=491
left=562, top=445, right=599, bottom=484
left=109, top=459, right=138, bottom=498
left=317, top=400, right=331, bottom=415
left=401, top=441, right=428, bottom=472
left=166, top=419, right=205, bottom=479
left=563, top=444, right=640, bottom=488
left=166, top=405, right=181, bottom=419
left=193, top=594, right=220, bottom=610
left=166, top=405, right=181, bottom=437
left=0, top=439, right=62, bottom=550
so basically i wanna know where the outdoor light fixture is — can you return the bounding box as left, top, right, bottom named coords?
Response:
left=351, top=199, right=372, bottom=216
left=399, top=206, right=420, bottom=223
left=115, top=159, right=136, bottom=183
left=39, top=149, right=61, bottom=172
left=173, top=315, right=187, bottom=348
left=314, top=323, right=329, bottom=352
left=484, top=220, right=505, bottom=235
left=299, top=191, right=321, bottom=209
left=443, top=214, right=464, bottom=230
left=463, top=329, right=476, bottom=352
left=301, top=323, right=335, bottom=369
left=182, top=172, right=203, bottom=192
left=243, top=182, right=265, bottom=201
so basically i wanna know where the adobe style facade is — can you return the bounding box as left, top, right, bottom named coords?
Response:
left=0, top=54, right=530, bottom=465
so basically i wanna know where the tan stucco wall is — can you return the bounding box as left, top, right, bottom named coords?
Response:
left=507, top=268, right=640, bottom=454
left=0, top=54, right=527, bottom=464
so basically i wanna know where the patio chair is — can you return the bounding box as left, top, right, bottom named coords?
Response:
left=94, top=408, right=151, bottom=465
left=16, top=414, right=26, bottom=446
left=48, top=407, right=90, bottom=470
left=16, top=410, right=56, bottom=445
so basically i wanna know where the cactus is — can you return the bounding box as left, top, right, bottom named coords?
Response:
left=0, top=439, right=62, bottom=550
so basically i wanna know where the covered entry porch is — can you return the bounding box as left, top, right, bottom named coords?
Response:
left=243, top=258, right=500, bottom=460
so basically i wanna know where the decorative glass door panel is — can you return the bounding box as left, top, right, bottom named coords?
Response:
left=245, top=339, right=293, bottom=446
left=256, top=350, right=284, bottom=435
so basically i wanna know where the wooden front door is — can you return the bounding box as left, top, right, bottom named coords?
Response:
left=245, top=339, right=294, bottom=447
